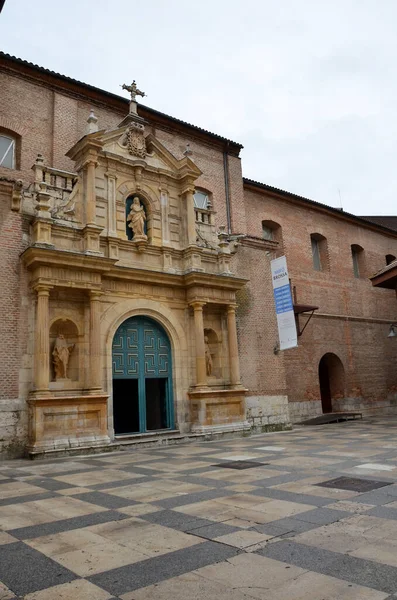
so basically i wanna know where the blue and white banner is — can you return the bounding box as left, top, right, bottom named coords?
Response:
left=271, top=256, right=298, bottom=351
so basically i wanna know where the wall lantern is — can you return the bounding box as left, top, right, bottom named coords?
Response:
left=387, top=324, right=397, bottom=338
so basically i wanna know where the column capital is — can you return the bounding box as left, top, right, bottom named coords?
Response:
left=82, top=158, right=98, bottom=169
left=33, top=284, right=53, bottom=296
left=189, top=301, right=206, bottom=311
left=89, top=290, right=103, bottom=300
left=226, top=303, right=238, bottom=314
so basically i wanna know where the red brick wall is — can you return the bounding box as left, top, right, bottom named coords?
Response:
left=243, top=187, right=397, bottom=415
left=0, top=182, right=29, bottom=454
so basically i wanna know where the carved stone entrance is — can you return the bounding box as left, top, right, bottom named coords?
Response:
left=112, top=316, right=174, bottom=434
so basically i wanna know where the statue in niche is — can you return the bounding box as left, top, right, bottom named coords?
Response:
left=127, top=197, right=147, bottom=240
left=52, top=334, right=75, bottom=380
left=204, top=336, right=213, bottom=377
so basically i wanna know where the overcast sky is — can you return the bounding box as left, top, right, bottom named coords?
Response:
left=1, top=0, right=397, bottom=215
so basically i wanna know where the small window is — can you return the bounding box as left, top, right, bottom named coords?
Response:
left=193, top=190, right=209, bottom=210
left=310, top=233, right=328, bottom=271
left=386, top=254, right=396, bottom=266
left=351, top=244, right=364, bottom=278
left=311, top=237, right=321, bottom=270
left=262, top=220, right=282, bottom=244
left=0, top=135, right=15, bottom=169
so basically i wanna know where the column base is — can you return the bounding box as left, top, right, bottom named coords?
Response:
left=189, top=387, right=248, bottom=431
left=28, top=393, right=109, bottom=455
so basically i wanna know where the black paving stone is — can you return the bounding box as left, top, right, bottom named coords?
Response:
left=0, top=491, right=56, bottom=507
left=89, top=540, right=240, bottom=596
left=294, top=507, right=350, bottom=525
left=119, top=465, right=164, bottom=476
left=250, top=486, right=334, bottom=506
left=90, top=476, right=149, bottom=490
left=368, top=505, right=397, bottom=520
left=212, top=460, right=269, bottom=470
left=258, top=540, right=397, bottom=594
left=27, top=477, right=77, bottom=491
left=250, top=517, right=321, bottom=537
left=72, top=491, right=140, bottom=509
left=140, top=508, right=214, bottom=531
left=186, top=521, right=242, bottom=539
left=174, top=474, right=231, bottom=488
left=9, top=509, right=129, bottom=540
left=152, top=488, right=227, bottom=509
left=0, top=541, right=78, bottom=596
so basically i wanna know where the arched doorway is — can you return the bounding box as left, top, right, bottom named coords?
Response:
left=318, top=353, right=345, bottom=414
left=112, top=316, right=174, bottom=435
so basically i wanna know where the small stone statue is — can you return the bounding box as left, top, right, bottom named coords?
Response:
left=127, top=197, right=147, bottom=240
left=52, top=334, right=75, bottom=380
left=204, top=336, right=213, bottom=376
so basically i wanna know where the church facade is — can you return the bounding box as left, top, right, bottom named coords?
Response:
left=1, top=52, right=397, bottom=458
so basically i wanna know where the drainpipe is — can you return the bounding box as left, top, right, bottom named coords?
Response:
left=223, top=142, right=232, bottom=234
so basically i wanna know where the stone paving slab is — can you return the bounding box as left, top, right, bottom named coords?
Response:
left=2, top=417, right=397, bottom=598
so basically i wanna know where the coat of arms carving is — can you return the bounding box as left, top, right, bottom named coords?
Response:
left=122, top=121, right=146, bottom=158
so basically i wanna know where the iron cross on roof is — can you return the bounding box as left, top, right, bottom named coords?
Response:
left=121, top=80, right=146, bottom=101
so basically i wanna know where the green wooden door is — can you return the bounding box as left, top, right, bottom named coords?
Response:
left=112, top=316, right=174, bottom=434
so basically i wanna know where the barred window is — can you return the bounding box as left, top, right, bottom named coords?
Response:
left=0, top=135, right=15, bottom=169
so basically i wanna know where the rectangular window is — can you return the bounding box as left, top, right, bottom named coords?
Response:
left=0, top=136, right=15, bottom=169
left=352, top=250, right=360, bottom=278
left=311, top=238, right=321, bottom=271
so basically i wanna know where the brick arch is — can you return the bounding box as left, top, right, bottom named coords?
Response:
left=0, top=116, right=28, bottom=138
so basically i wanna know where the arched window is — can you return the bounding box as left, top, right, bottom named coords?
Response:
left=351, top=244, right=364, bottom=278
left=262, top=219, right=282, bottom=244
left=386, top=254, right=396, bottom=266
left=310, top=233, right=329, bottom=271
left=194, top=189, right=212, bottom=224
left=0, top=134, right=16, bottom=169
left=193, top=190, right=210, bottom=210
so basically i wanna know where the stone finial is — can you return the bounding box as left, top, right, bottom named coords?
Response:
left=87, top=110, right=99, bottom=134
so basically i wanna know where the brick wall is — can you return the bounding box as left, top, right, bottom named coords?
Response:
left=243, top=186, right=397, bottom=418
left=0, top=182, right=29, bottom=455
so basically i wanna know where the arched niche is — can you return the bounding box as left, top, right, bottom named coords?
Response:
left=49, top=319, right=79, bottom=383
left=318, top=352, right=345, bottom=413
left=204, top=328, right=221, bottom=379
left=125, top=194, right=150, bottom=241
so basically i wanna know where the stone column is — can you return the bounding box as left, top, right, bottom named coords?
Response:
left=34, top=285, right=52, bottom=393
left=85, top=159, right=97, bottom=225
left=191, top=302, right=207, bottom=387
left=227, top=304, right=241, bottom=386
left=89, top=291, right=102, bottom=391
left=184, top=189, right=196, bottom=246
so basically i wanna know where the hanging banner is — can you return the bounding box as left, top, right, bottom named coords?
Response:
left=270, top=255, right=298, bottom=351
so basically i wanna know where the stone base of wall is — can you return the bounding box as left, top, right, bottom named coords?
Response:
left=288, top=400, right=323, bottom=423
left=0, top=399, right=28, bottom=459
left=246, top=395, right=291, bottom=432
left=333, top=396, right=397, bottom=416
left=289, top=397, right=397, bottom=422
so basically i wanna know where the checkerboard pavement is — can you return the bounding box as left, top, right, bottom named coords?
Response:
left=3, top=418, right=397, bottom=598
